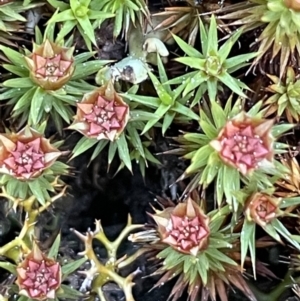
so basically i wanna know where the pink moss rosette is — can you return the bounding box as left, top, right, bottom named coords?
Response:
left=25, top=39, right=75, bottom=91
left=151, top=197, right=210, bottom=256
left=210, top=112, right=274, bottom=175
left=245, top=193, right=280, bottom=227
left=0, top=127, right=62, bottom=180
left=16, top=244, right=62, bottom=300
left=69, top=82, right=129, bottom=141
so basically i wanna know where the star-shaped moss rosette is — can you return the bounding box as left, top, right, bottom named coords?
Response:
left=71, top=217, right=146, bottom=301
left=168, top=98, right=293, bottom=212
left=122, top=54, right=199, bottom=135
left=46, top=0, right=114, bottom=51
left=165, top=15, right=257, bottom=104
left=233, top=185, right=300, bottom=278
left=0, top=28, right=110, bottom=132
left=0, top=126, right=69, bottom=205
left=90, top=0, right=150, bottom=40
left=0, top=236, right=87, bottom=301
left=217, top=0, right=300, bottom=79
left=69, top=81, right=160, bottom=174
left=147, top=196, right=256, bottom=301
left=263, top=67, right=300, bottom=123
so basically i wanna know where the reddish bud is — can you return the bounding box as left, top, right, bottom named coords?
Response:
left=25, top=40, right=75, bottom=91
left=0, top=127, right=62, bottom=180
left=210, top=112, right=274, bottom=175
left=244, top=193, right=280, bottom=227
left=69, top=81, right=129, bottom=141
left=16, top=243, right=61, bottom=300
left=151, top=197, right=210, bottom=256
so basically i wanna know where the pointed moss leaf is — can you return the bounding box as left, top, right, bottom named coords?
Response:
left=148, top=71, right=173, bottom=105
left=90, top=140, right=109, bottom=162
left=162, top=111, right=176, bottom=135
left=48, top=234, right=61, bottom=259
left=72, top=60, right=112, bottom=81
left=247, top=100, right=263, bottom=117
left=122, top=94, right=160, bottom=107
left=142, top=104, right=170, bottom=134
left=241, top=219, right=256, bottom=277
left=216, top=165, right=225, bottom=206
left=0, top=45, right=26, bottom=66
left=272, top=123, right=295, bottom=137
left=0, top=261, right=17, bottom=275
left=196, top=255, right=208, bottom=285
left=218, top=72, right=247, bottom=98
left=172, top=102, right=199, bottom=120
left=225, top=52, right=258, bottom=71
left=183, top=256, right=194, bottom=274
left=58, top=284, right=83, bottom=299
left=223, top=166, right=240, bottom=212
left=108, top=140, right=118, bottom=165
left=280, top=197, right=300, bottom=208
left=187, top=145, right=212, bottom=174
left=71, top=137, right=98, bottom=160
left=219, top=30, right=242, bottom=63
left=172, top=34, right=202, bottom=58
left=30, top=87, right=45, bottom=125
left=200, top=157, right=219, bottom=186
left=62, top=257, right=87, bottom=277
left=157, top=54, right=170, bottom=89
left=3, top=78, right=33, bottom=88
left=271, top=219, right=300, bottom=250
left=208, top=237, right=232, bottom=249
left=263, top=223, right=282, bottom=243
left=28, top=179, right=48, bottom=205
left=144, top=147, right=161, bottom=165
left=211, top=101, right=226, bottom=129
left=207, top=15, right=218, bottom=54
left=6, top=178, right=21, bottom=198
left=126, top=124, right=145, bottom=158
left=207, top=248, right=237, bottom=266
left=117, top=132, right=132, bottom=171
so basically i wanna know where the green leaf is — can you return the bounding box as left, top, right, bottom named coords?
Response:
left=272, top=123, right=295, bottom=137
left=280, top=196, right=300, bottom=208
left=172, top=102, right=199, bottom=120
left=0, top=261, right=17, bottom=275
left=217, top=72, right=248, bottom=98
left=30, top=87, right=45, bottom=125
left=48, top=9, right=75, bottom=23
left=207, top=248, right=237, bottom=266
left=72, top=60, right=112, bottom=81
left=210, top=101, right=226, bottom=129
left=148, top=71, right=173, bottom=105
left=77, top=15, right=96, bottom=45
left=117, top=132, right=132, bottom=172
left=58, top=284, right=83, bottom=299
left=271, top=219, right=300, bottom=250
left=142, top=104, right=170, bottom=134
left=61, top=257, right=87, bottom=276
left=0, top=45, right=26, bottom=66
left=206, top=15, right=218, bottom=54
left=48, top=234, right=61, bottom=259
left=28, top=179, right=47, bottom=205
left=70, top=137, right=98, bottom=160
left=3, top=78, right=33, bottom=88
left=172, top=34, right=202, bottom=58
left=240, top=219, right=256, bottom=277
left=90, top=140, right=109, bottom=162
left=47, top=0, right=70, bottom=10
left=186, top=145, right=212, bottom=174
